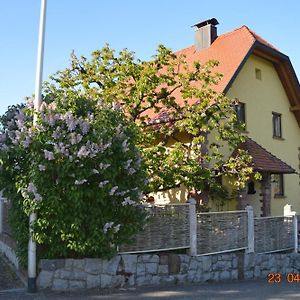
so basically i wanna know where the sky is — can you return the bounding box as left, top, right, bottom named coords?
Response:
left=1, top=0, right=300, bottom=116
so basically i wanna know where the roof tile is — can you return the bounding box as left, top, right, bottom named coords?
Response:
left=233, top=137, right=295, bottom=174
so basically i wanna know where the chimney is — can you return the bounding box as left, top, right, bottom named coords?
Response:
left=192, top=18, right=219, bottom=51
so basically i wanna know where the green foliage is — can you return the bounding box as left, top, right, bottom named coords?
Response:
left=0, top=44, right=258, bottom=265
left=44, top=44, right=256, bottom=195
left=0, top=98, right=146, bottom=265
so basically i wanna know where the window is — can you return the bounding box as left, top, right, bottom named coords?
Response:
left=272, top=112, right=282, bottom=138
left=272, top=174, right=284, bottom=197
left=247, top=180, right=256, bottom=194
left=255, top=68, right=262, bottom=80
left=234, top=102, right=246, bottom=125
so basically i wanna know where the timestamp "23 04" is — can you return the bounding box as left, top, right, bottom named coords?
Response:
left=268, top=273, right=300, bottom=283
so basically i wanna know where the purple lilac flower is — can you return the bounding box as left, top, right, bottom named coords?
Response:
left=103, top=222, right=114, bottom=233
left=39, top=164, right=46, bottom=171
left=44, top=150, right=55, bottom=160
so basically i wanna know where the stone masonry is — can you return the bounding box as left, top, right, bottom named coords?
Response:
left=37, top=252, right=300, bottom=291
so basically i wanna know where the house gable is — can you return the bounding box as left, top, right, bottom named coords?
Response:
left=224, top=41, right=300, bottom=127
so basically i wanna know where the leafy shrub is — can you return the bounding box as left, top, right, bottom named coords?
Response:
left=0, top=96, right=146, bottom=265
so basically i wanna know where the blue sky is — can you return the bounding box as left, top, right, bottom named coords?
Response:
left=1, top=0, right=300, bottom=115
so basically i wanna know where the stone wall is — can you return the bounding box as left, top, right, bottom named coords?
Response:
left=37, top=252, right=300, bottom=291
left=244, top=253, right=300, bottom=279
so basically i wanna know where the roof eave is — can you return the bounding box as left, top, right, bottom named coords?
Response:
left=223, top=41, right=300, bottom=127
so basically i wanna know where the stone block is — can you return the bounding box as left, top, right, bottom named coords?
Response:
left=84, top=258, right=102, bottom=275
left=187, top=270, right=196, bottom=282
left=194, top=271, right=203, bottom=282
left=151, top=276, right=161, bottom=285
left=221, top=254, right=230, bottom=261
left=65, top=259, right=73, bottom=270
left=168, top=254, right=180, bottom=274
left=69, top=280, right=85, bottom=290
left=145, top=262, right=158, bottom=275
left=37, top=270, right=53, bottom=289
left=212, top=271, right=220, bottom=281
left=180, top=262, right=189, bottom=274
left=220, top=271, right=231, bottom=281
left=142, top=254, right=159, bottom=263
left=215, top=260, right=229, bottom=271
left=176, top=274, right=188, bottom=284
left=159, top=254, right=169, bottom=265
left=137, top=263, right=146, bottom=276
left=39, top=259, right=65, bottom=271
left=59, top=270, right=72, bottom=280
left=232, top=257, right=238, bottom=269
left=178, top=255, right=190, bottom=265
left=244, top=270, right=253, bottom=280
left=86, top=274, right=101, bottom=289
left=127, top=274, right=135, bottom=286
left=52, top=278, right=69, bottom=291
left=202, top=271, right=211, bottom=282
left=189, top=257, right=198, bottom=271
left=101, top=274, right=112, bottom=288
left=53, top=270, right=61, bottom=279
left=73, top=259, right=85, bottom=270
left=72, top=270, right=87, bottom=281
left=202, top=256, right=212, bottom=272
left=244, top=253, right=254, bottom=270
left=111, top=275, right=125, bottom=288
left=158, top=264, right=169, bottom=275
left=121, top=255, right=137, bottom=273
left=102, top=256, right=121, bottom=275
left=254, top=266, right=261, bottom=278
left=160, top=275, right=175, bottom=284
left=136, top=275, right=152, bottom=286
left=261, top=270, right=269, bottom=279
left=212, top=255, right=218, bottom=264
left=231, top=269, right=238, bottom=280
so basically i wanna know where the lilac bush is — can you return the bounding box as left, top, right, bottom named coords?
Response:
left=0, top=97, right=146, bottom=261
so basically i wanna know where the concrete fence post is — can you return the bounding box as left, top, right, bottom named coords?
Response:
left=284, top=204, right=298, bottom=253
left=245, top=205, right=254, bottom=253
left=293, top=214, right=298, bottom=253
left=188, top=198, right=197, bottom=256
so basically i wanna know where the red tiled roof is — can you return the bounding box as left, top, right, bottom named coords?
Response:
left=174, top=26, right=278, bottom=96
left=233, top=138, right=295, bottom=174
left=149, top=26, right=282, bottom=121
left=149, top=24, right=300, bottom=127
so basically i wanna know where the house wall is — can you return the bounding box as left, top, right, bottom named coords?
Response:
left=153, top=54, right=300, bottom=215
left=227, top=54, right=300, bottom=215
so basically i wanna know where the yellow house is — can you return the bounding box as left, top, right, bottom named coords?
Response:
left=154, top=18, right=300, bottom=217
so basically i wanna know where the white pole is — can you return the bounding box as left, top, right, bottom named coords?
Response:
left=28, top=0, right=47, bottom=293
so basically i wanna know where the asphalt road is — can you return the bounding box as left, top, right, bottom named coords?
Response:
left=1, top=280, right=300, bottom=300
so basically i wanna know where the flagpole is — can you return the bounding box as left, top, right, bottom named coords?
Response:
left=28, top=0, right=47, bottom=293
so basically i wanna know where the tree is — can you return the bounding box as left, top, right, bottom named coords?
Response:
left=43, top=45, right=258, bottom=204
left=0, top=98, right=146, bottom=264
left=0, top=44, right=258, bottom=265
